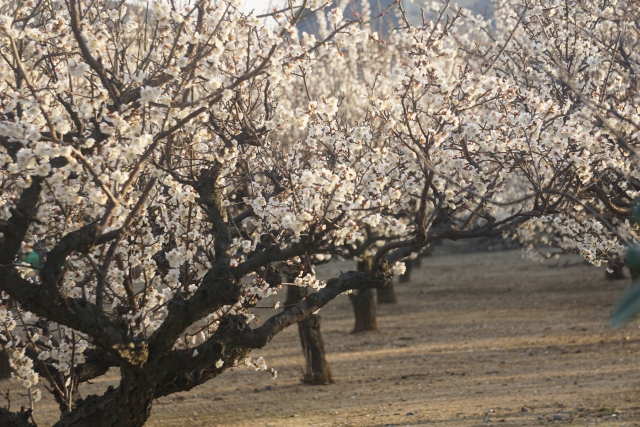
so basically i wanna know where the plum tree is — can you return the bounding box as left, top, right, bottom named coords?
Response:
left=0, top=0, right=637, bottom=425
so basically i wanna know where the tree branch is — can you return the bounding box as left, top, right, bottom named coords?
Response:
left=0, top=407, right=35, bottom=427
left=0, top=267, right=147, bottom=366
left=235, top=269, right=391, bottom=349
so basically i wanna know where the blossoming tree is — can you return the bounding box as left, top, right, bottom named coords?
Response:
left=0, top=0, right=637, bottom=425
left=467, top=0, right=640, bottom=269
left=0, top=0, right=439, bottom=424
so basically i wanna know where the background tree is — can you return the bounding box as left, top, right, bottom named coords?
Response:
left=285, top=280, right=333, bottom=384
left=470, top=0, right=640, bottom=271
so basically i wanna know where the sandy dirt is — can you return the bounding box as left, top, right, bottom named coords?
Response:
left=5, top=247, right=640, bottom=427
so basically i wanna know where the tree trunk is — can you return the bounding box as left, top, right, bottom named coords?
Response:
left=349, top=288, right=378, bottom=332
left=350, top=257, right=378, bottom=332
left=0, top=347, right=11, bottom=378
left=286, top=285, right=333, bottom=385
left=606, top=257, right=626, bottom=280
left=52, top=370, right=154, bottom=427
left=0, top=407, right=34, bottom=427
left=413, top=256, right=423, bottom=268
left=297, top=315, right=333, bottom=384
left=377, top=282, right=397, bottom=304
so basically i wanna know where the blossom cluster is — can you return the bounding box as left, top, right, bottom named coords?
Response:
left=0, top=296, right=41, bottom=402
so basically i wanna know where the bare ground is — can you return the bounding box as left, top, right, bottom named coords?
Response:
left=6, top=248, right=640, bottom=427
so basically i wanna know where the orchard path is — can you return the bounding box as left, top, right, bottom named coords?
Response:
left=7, top=247, right=640, bottom=426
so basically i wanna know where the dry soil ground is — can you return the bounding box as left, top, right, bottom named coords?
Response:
left=5, top=247, right=640, bottom=427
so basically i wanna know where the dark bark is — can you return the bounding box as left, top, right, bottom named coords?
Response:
left=606, top=258, right=626, bottom=280
left=73, top=349, right=122, bottom=383
left=0, top=177, right=43, bottom=265
left=286, top=286, right=333, bottom=385
left=0, top=347, right=10, bottom=378
left=52, top=369, right=154, bottom=427
left=0, top=407, right=34, bottom=427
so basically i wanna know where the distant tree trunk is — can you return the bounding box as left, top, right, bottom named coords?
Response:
left=387, top=253, right=428, bottom=300
left=377, top=283, right=397, bottom=303
left=0, top=347, right=11, bottom=378
left=286, top=285, right=333, bottom=385
left=606, top=257, right=626, bottom=280
left=413, top=256, right=423, bottom=268
left=350, top=288, right=378, bottom=332
left=350, top=257, right=378, bottom=332
left=297, top=315, right=333, bottom=384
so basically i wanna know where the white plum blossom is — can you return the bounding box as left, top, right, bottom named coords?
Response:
left=140, top=86, right=162, bottom=105
left=392, top=262, right=407, bottom=276
left=165, top=249, right=185, bottom=269
left=68, top=59, right=90, bottom=78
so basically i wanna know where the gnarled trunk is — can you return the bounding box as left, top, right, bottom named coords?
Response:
left=53, top=369, right=154, bottom=427
left=286, top=285, right=333, bottom=385
left=0, top=407, right=34, bottom=427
